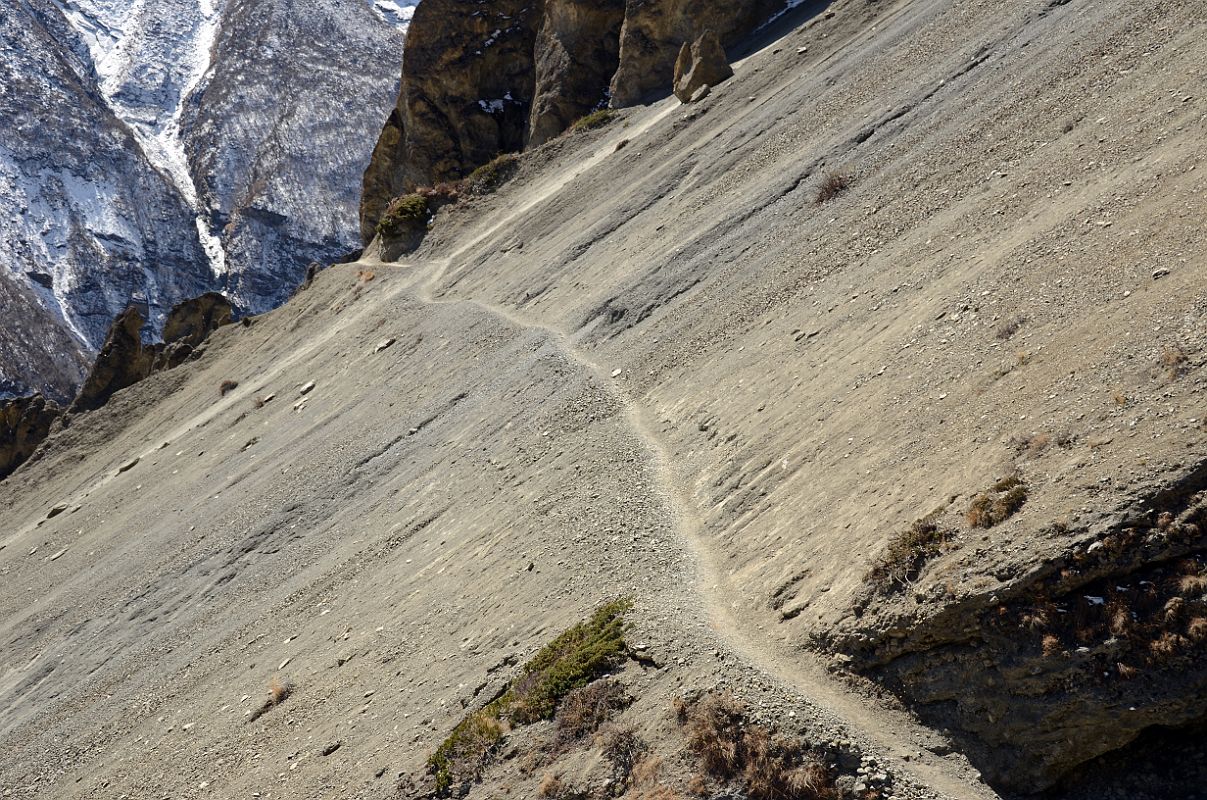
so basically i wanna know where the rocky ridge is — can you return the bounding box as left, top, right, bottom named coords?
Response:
left=0, top=0, right=414, bottom=400
left=360, top=0, right=786, bottom=239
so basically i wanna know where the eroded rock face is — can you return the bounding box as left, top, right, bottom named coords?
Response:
left=361, top=0, right=786, bottom=239
left=673, top=30, right=734, bottom=102
left=0, top=394, right=63, bottom=480
left=70, top=293, right=233, bottom=414
left=70, top=308, right=155, bottom=415
left=529, top=0, right=626, bottom=147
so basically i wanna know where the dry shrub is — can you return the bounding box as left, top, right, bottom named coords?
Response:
left=679, top=693, right=837, bottom=800
left=1149, top=632, right=1184, bottom=660
left=1041, top=634, right=1062, bottom=657
left=1187, top=617, right=1207, bottom=642
left=866, top=509, right=953, bottom=591
left=219, top=379, right=239, bottom=397
left=357, top=269, right=376, bottom=283
left=555, top=679, right=631, bottom=742
left=247, top=676, right=293, bottom=722
left=995, top=315, right=1027, bottom=340
left=815, top=170, right=851, bottom=203
left=1161, top=345, right=1189, bottom=378
left=599, top=724, right=647, bottom=786
left=1179, top=574, right=1207, bottom=596
left=966, top=477, right=1028, bottom=528
left=539, top=773, right=565, bottom=798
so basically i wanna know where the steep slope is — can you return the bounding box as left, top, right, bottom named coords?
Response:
left=1, top=0, right=1205, bottom=799
left=0, top=0, right=411, bottom=400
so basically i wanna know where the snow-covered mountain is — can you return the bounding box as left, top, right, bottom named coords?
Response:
left=0, top=0, right=413, bottom=402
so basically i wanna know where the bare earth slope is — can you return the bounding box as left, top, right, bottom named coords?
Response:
left=1, top=0, right=1205, bottom=798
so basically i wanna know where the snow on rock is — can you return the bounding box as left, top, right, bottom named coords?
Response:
left=0, top=0, right=412, bottom=399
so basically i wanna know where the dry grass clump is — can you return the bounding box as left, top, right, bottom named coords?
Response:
left=464, top=153, right=520, bottom=195
left=219, top=379, right=239, bottom=397
left=1161, top=345, right=1189, bottom=379
left=570, top=109, right=618, bottom=133
left=815, top=170, right=851, bottom=203
left=247, top=676, right=293, bottom=722
left=866, top=509, right=953, bottom=591
left=995, top=315, right=1027, bottom=340
left=966, top=476, right=1028, bottom=528
left=678, top=693, right=838, bottom=800
left=555, top=679, right=631, bottom=743
left=428, top=599, right=632, bottom=796
left=600, top=724, right=648, bottom=786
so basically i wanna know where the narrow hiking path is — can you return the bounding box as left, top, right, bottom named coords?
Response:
left=374, top=254, right=1000, bottom=800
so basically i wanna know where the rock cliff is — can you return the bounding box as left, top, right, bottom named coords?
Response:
left=360, top=0, right=786, bottom=239
left=0, top=0, right=413, bottom=400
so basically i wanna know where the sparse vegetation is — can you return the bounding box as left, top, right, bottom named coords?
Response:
left=219, top=379, right=239, bottom=396
left=464, top=153, right=520, bottom=195
left=555, top=678, right=631, bottom=743
left=375, top=193, right=430, bottom=238
left=247, top=676, right=292, bottom=722
left=815, top=170, right=851, bottom=203
left=571, top=109, right=618, bottom=133
left=866, top=506, right=953, bottom=591
left=966, top=476, right=1028, bottom=528
left=678, top=693, right=838, bottom=800
left=600, top=724, right=647, bottom=786
left=995, top=315, right=1027, bottom=340
left=1161, top=345, right=1189, bottom=379
left=428, top=599, right=632, bottom=796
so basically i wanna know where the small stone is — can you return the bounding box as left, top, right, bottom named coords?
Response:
left=299, top=381, right=316, bottom=395
left=117, top=457, right=140, bottom=473
left=1152, top=268, right=1170, bottom=280
left=610, top=369, right=622, bottom=378
left=47, top=503, right=68, bottom=519
left=320, top=740, right=342, bottom=757
left=375, top=338, right=396, bottom=353
left=48, top=549, right=67, bottom=561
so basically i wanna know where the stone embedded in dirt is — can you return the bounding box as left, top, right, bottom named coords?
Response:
left=673, top=31, right=735, bottom=104
left=320, top=740, right=342, bottom=756
left=117, top=457, right=140, bottom=474
left=46, top=503, right=67, bottom=519
left=300, top=382, right=316, bottom=395
left=375, top=338, right=397, bottom=353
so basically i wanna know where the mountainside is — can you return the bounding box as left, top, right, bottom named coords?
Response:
left=1, top=0, right=1205, bottom=799
left=0, top=0, right=412, bottom=401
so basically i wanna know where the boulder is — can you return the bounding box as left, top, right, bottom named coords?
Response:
left=0, top=394, right=62, bottom=480
left=673, top=31, right=733, bottom=102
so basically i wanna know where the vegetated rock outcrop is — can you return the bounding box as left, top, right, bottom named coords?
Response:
left=0, top=394, right=62, bottom=481
left=360, top=0, right=784, bottom=239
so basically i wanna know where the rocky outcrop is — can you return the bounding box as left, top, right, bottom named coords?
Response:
left=70, top=294, right=233, bottom=415
left=673, top=31, right=734, bottom=102
left=529, top=0, right=626, bottom=147
left=70, top=308, right=156, bottom=415
left=361, top=0, right=787, bottom=239
left=609, top=0, right=782, bottom=106
left=0, top=394, right=63, bottom=480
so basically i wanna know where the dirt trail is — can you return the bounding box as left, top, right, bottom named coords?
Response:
left=386, top=251, right=998, bottom=800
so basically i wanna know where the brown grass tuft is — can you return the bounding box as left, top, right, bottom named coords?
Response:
left=555, top=679, right=631, bottom=743
left=219, top=379, right=239, bottom=397
left=815, top=170, right=851, bottom=203
left=1187, top=617, right=1207, bottom=642
left=599, top=724, right=647, bottom=786
left=1041, top=634, right=1062, bottom=657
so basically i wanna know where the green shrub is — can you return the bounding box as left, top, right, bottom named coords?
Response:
left=427, top=598, right=632, bottom=796
left=465, top=153, right=520, bottom=195
left=375, top=193, right=429, bottom=238
left=570, top=109, right=618, bottom=133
